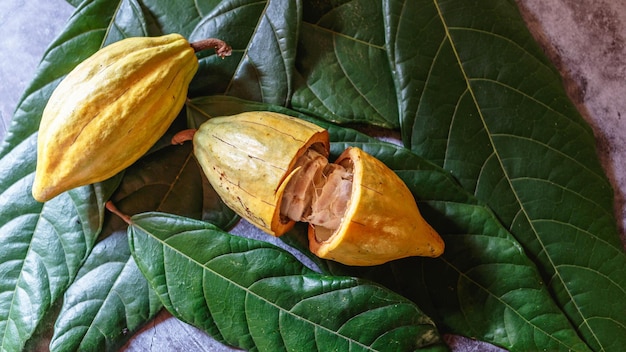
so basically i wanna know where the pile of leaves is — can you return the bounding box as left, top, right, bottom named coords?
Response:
left=1, top=0, right=624, bottom=351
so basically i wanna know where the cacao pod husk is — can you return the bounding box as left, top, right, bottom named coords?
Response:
left=193, top=111, right=330, bottom=236
left=307, top=147, right=445, bottom=266
left=33, top=34, right=199, bottom=202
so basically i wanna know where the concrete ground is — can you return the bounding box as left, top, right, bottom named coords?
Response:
left=1, top=1, right=624, bottom=351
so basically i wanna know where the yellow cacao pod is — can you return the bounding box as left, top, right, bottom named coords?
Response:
left=33, top=34, right=199, bottom=202
left=193, top=111, right=330, bottom=236
left=192, top=111, right=445, bottom=266
left=307, top=147, right=445, bottom=266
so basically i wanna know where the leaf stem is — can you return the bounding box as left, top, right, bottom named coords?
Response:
left=171, top=129, right=197, bottom=145
left=105, top=201, right=132, bottom=225
left=190, top=38, right=232, bottom=58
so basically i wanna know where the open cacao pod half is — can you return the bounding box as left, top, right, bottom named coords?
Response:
left=193, top=111, right=445, bottom=266
left=193, top=111, right=330, bottom=236
left=304, top=147, right=444, bottom=265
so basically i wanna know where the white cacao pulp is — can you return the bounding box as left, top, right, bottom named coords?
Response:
left=280, top=145, right=353, bottom=241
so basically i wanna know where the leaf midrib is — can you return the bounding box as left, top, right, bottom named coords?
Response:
left=434, top=235, right=584, bottom=351
left=223, top=0, right=269, bottom=96
left=78, top=258, right=133, bottom=348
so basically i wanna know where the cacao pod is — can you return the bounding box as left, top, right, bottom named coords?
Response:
left=193, top=111, right=330, bottom=236
left=306, top=147, right=444, bottom=266
left=32, top=34, right=214, bottom=202
left=192, top=111, right=445, bottom=266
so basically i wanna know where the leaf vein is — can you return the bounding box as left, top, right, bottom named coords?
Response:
left=433, top=1, right=598, bottom=346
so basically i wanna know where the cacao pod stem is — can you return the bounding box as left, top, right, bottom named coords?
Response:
left=171, top=129, right=197, bottom=145
left=190, top=38, right=232, bottom=58
left=105, top=200, right=131, bottom=225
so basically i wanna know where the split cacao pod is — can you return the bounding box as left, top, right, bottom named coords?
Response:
left=193, top=111, right=445, bottom=266
left=33, top=34, right=200, bottom=202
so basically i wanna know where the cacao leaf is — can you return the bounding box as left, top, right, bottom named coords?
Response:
left=186, top=0, right=301, bottom=106
left=385, top=1, right=626, bottom=350
left=49, top=231, right=162, bottom=352
left=291, top=0, right=399, bottom=128
left=324, top=128, right=594, bottom=352
left=0, top=139, right=120, bottom=351
left=65, top=0, right=83, bottom=7
left=106, top=142, right=238, bottom=231
left=129, top=212, right=448, bottom=351
left=48, top=140, right=236, bottom=351
left=103, top=0, right=161, bottom=45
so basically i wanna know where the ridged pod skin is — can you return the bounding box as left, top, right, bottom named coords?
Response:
left=307, top=147, right=445, bottom=266
left=32, top=34, right=198, bottom=202
left=193, top=112, right=330, bottom=236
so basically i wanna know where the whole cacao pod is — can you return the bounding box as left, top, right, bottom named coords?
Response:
left=192, top=111, right=445, bottom=266
left=32, top=34, right=230, bottom=202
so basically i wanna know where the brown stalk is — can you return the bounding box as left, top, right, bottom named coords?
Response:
left=105, top=201, right=131, bottom=225
left=171, top=129, right=197, bottom=145
left=190, top=38, right=232, bottom=58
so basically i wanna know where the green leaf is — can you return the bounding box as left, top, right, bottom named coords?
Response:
left=49, top=231, right=161, bottom=352
left=291, top=0, right=399, bottom=128
left=103, top=0, right=162, bottom=43
left=65, top=0, right=83, bottom=7
left=106, top=142, right=238, bottom=230
left=48, top=132, right=238, bottom=351
left=385, top=1, right=626, bottom=350
left=187, top=0, right=301, bottom=106
left=327, top=139, right=593, bottom=352
left=129, top=212, right=447, bottom=351
left=292, top=0, right=399, bottom=128
left=0, top=140, right=118, bottom=351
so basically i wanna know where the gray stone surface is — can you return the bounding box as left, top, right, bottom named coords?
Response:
left=0, top=1, right=624, bottom=351
left=0, top=0, right=74, bottom=135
